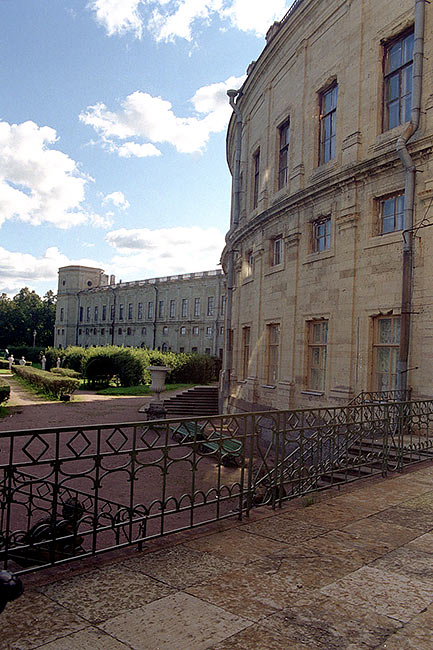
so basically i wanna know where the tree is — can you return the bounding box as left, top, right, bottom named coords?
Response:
left=0, top=288, right=56, bottom=348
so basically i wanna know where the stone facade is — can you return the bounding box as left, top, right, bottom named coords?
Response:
left=55, top=266, right=226, bottom=357
left=222, top=0, right=433, bottom=413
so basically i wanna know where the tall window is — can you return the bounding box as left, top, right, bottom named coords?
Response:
left=180, top=326, right=186, bottom=335
left=242, top=326, right=251, bottom=379
left=110, top=304, right=115, bottom=320
left=246, top=251, right=254, bottom=277
left=169, top=299, right=175, bottom=318
left=278, top=119, right=290, bottom=189
left=312, top=217, right=331, bottom=252
left=158, top=300, right=164, bottom=318
left=221, top=295, right=226, bottom=316
left=207, top=296, right=214, bottom=316
left=267, top=324, right=280, bottom=384
left=384, top=31, right=413, bottom=131
left=102, top=305, right=107, bottom=321
left=373, top=316, right=400, bottom=390
left=206, top=326, right=212, bottom=337
left=128, top=303, right=133, bottom=319
left=192, top=326, right=199, bottom=336
left=119, top=304, right=124, bottom=320
left=378, top=193, right=405, bottom=234
left=319, top=84, right=338, bottom=164
left=181, top=299, right=188, bottom=317
left=94, top=306, right=98, bottom=321
left=86, top=307, right=90, bottom=321
left=137, top=302, right=143, bottom=319
left=194, top=298, right=200, bottom=316
left=60, top=307, right=64, bottom=322
left=147, top=301, right=153, bottom=319
left=308, top=320, right=328, bottom=391
left=79, top=307, right=83, bottom=322
left=253, top=149, right=260, bottom=209
left=272, top=237, right=283, bottom=266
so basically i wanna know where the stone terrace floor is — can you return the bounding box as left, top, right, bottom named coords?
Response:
left=4, top=463, right=433, bottom=649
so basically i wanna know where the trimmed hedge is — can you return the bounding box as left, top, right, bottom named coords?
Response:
left=50, top=367, right=82, bottom=379
left=0, top=378, right=10, bottom=405
left=13, top=365, right=80, bottom=399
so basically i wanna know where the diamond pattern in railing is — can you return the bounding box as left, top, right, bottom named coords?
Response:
left=66, top=430, right=91, bottom=457
left=106, top=428, right=128, bottom=453
left=22, top=435, right=50, bottom=463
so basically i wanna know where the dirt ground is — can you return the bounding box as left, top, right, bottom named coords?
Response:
left=0, top=374, right=167, bottom=431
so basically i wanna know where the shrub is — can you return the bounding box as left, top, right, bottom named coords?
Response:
left=61, top=346, right=87, bottom=373
left=13, top=365, right=80, bottom=399
left=0, top=378, right=10, bottom=405
left=50, top=367, right=82, bottom=379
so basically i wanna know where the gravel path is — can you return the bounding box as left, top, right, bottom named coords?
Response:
left=0, top=375, right=157, bottom=431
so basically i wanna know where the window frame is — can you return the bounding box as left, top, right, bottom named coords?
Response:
left=373, top=315, right=400, bottom=391
left=383, top=30, right=414, bottom=132
left=242, top=326, right=251, bottom=380
left=266, top=323, right=280, bottom=385
left=181, top=298, right=188, bottom=318
left=307, top=320, right=328, bottom=392
left=207, top=296, right=214, bottom=316
left=194, top=298, right=200, bottom=317
left=278, top=118, right=290, bottom=190
left=319, top=83, right=338, bottom=165
left=252, top=148, right=260, bottom=209
left=377, top=192, right=405, bottom=235
left=312, top=217, right=331, bottom=253
left=271, top=236, right=283, bottom=267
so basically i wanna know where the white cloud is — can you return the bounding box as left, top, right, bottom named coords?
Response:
left=0, top=120, right=104, bottom=230
left=88, top=0, right=144, bottom=38
left=102, top=191, right=130, bottom=210
left=105, top=225, right=225, bottom=277
left=80, top=74, right=245, bottom=156
left=0, top=246, right=105, bottom=296
left=88, top=0, right=293, bottom=41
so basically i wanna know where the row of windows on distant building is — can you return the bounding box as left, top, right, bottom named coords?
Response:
left=240, top=315, right=400, bottom=392
left=59, top=295, right=226, bottom=324
left=67, top=325, right=223, bottom=337
left=251, top=29, right=413, bottom=208
left=244, top=192, right=405, bottom=277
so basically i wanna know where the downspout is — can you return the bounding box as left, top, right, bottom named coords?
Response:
left=221, top=89, right=242, bottom=412
left=152, top=285, right=158, bottom=350
left=396, top=0, right=425, bottom=392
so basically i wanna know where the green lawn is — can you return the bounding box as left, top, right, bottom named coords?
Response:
left=0, top=368, right=11, bottom=375
left=96, top=383, right=196, bottom=396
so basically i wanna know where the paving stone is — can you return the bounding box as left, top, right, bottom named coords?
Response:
left=371, top=546, right=433, bottom=584
left=1, top=590, right=86, bottom=650
left=38, top=563, right=173, bottom=624
left=301, top=529, right=388, bottom=564
left=284, top=500, right=378, bottom=528
left=209, top=624, right=311, bottom=649
left=369, top=505, right=433, bottom=531
left=32, top=627, right=131, bottom=649
left=403, top=492, right=433, bottom=513
left=240, top=513, right=328, bottom=543
left=99, top=592, right=250, bottom=650
left=263, top=591, right=402, bottom=649
left=185, top=528, right=289, bottom=564
left=340, top=517, right=420, bottom=551
left=375, top=602, right=433, bottom=649
left=121, top=543, right=237, bottom=588
left=406, top=531, right=433, bottom=554
left=187, top=564, right=299, bottom=621
left=249, top=546, right=358, bottom=590
left=320, top=566, right=433, bottom=623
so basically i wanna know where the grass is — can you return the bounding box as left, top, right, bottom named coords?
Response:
left=0, top=405, right=9, bottom=419
left=0, top=368, right=11, bottom=375
left=96, top=383, right=196, bottom=396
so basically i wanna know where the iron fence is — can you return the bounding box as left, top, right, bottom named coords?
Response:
left=1, top=399, right=433, bottom=575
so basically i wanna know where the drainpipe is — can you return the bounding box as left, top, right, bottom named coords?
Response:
left=396, top=0, right=425, bottom=392
left=152, top=284, right=158, bottom=350
left=221, top=90, right=243, bottom=412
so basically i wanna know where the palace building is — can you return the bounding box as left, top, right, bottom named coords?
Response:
left=221, top=0, right=433, bottom=413
left=54, top=265, right=226, bottom=357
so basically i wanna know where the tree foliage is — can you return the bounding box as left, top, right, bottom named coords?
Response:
left=0, top=288, right=56, bottom=349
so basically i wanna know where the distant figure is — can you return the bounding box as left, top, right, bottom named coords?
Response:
left=41, top=355, right=46, bottom=371
left=56, top=357, right=61, bottom=368
left=19, top=356, right=26, bottom=366
left=4, top=348, right=9, bottom=359
left=7, top=354, right=14, bottom=371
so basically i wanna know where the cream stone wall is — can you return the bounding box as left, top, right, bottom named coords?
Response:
left=222, top=0, right=433, bottom=413
left=55, top=266, right=226, bottom=358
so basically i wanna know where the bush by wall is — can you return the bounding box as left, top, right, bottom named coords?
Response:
left=0, top=378, right=10, bottom=405
left=13, top=365, right=80, bottom=399
left=9, top=346, right=45, bottom=363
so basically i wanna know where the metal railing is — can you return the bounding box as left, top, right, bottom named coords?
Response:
left=1, top=399, right=433, bottom=575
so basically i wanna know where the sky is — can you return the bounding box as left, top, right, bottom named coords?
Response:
left=0, top=0, right=294, bottom=297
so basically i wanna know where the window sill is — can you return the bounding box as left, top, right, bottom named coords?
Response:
left=311, top=159, right=339, bottom=181
left=241, top=275, right=254, bottom=286
left=364, top=232, right=402, bottom=249
left=303, top=249, right=334, bottom=265
left=264, top=263, right=284, bottom=276
left=261, top=384, right=277, bottom=389
left=300, top=390, right=325, bottom=397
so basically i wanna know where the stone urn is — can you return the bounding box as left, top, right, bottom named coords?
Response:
left=142, top=365, right=171, bottom=420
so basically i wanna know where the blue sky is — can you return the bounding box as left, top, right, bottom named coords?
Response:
left=0, top=0, right=294, bottom=296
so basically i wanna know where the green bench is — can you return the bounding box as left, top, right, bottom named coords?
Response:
left=171, top=421, right=206, bottom=443
left=198, top=431, right=243, bottom=467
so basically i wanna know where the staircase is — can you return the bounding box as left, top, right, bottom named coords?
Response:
left=163, top=386, right=219, bottom=417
